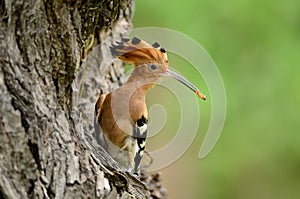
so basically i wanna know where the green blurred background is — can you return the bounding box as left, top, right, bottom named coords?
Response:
left=133, top=0, right=300, bottom=198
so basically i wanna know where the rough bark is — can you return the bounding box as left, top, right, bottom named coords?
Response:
left=0, top=0, right=162, bottom=198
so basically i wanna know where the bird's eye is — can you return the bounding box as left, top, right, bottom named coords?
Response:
left=150, top=64, right=157, bottom=70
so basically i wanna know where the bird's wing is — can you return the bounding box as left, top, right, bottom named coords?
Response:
left=132, top=116, right=148, bottom=173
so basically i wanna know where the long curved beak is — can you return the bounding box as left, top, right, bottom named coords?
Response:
left=163, top=69, right=206, bottom=100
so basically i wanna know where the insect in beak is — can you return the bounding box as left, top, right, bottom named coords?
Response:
left=163, top=69, right=206, bottom=100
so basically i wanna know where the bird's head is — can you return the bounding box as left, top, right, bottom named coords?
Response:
left=110, top=37, right=206, bottom=100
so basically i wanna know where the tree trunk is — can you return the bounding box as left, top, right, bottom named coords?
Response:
left=0, top=0, right=164, bottom=198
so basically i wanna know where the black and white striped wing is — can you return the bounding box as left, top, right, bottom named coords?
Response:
left=132, top=116, right=148, bottom=173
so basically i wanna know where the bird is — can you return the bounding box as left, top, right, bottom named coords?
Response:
left=94, top=37, right=206, bottom=174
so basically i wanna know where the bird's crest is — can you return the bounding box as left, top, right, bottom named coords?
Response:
left=110, top=37, right=169, bottom=67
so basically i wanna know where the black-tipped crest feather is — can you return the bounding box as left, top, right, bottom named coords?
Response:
left=110, top=37, right=169, bottom=66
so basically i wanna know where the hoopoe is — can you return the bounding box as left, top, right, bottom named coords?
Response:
left=94, top=37, right=206, bottom=173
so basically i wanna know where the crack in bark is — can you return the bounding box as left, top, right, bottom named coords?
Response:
left=28, top=140, right=42, bottom=170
